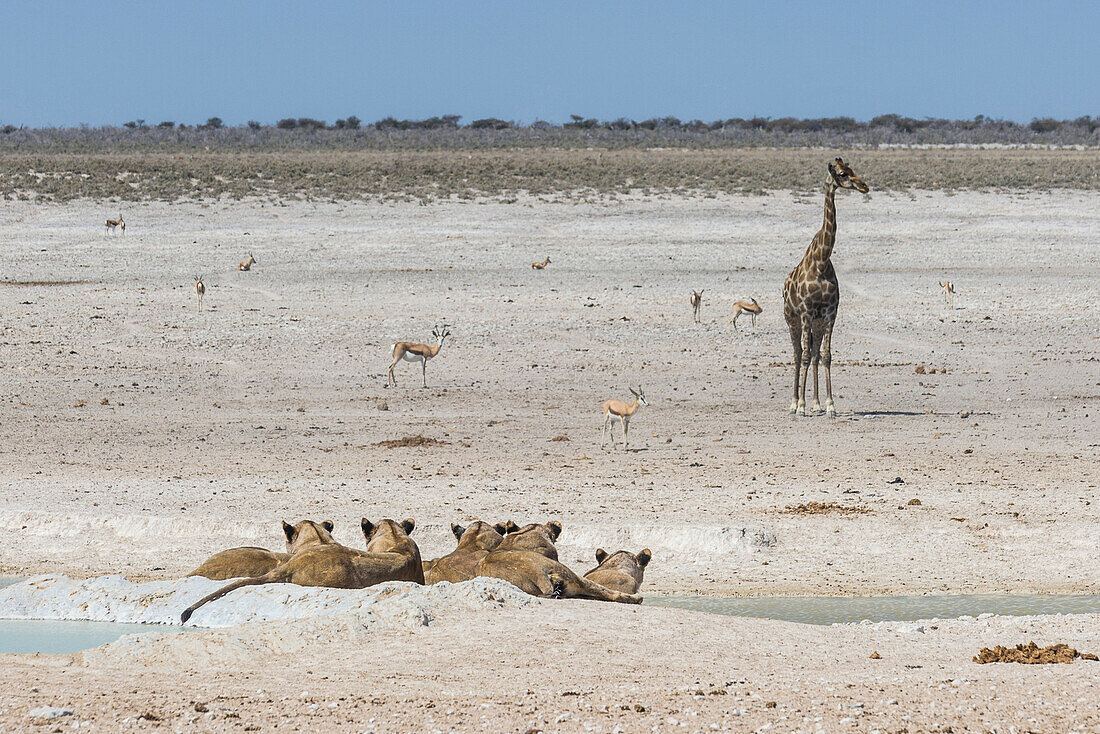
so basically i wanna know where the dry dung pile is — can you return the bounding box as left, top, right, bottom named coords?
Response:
left=373, top=435, right=449, bottom=449
left=974, top=642, right=1099, bottom=664
left=783, top=502, right=869, bottom=516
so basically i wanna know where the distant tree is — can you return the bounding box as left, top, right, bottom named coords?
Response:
left=276, top=118, right=298, bottom=129
left=203, top=117, right=224, bottom=129
left=157, top=121, right=175, bottom=128
left=297, top=118, right=326, bottom=130
left=470, top=118, right=513, bottom=130
left=123, top=121, right=138, bottom=129
left=1029, top=118, right=1059, bottom=133
left=247, top=120, right=262, bottom=130
left=564, top=114, right=598, bottom=129
left=345, top=115, right=361, bottom=129
left=1, top=125, right=17, bottom=134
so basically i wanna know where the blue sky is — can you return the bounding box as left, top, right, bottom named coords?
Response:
left=1, top=1, right=1096, bottom=127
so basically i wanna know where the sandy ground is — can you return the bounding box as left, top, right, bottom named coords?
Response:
left=0, top=190, right=1098, bottom=730
left=2, top=596, right=1099, bottom=732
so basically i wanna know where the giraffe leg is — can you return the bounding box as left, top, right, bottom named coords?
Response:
left=823, top=318, right=837, bottom=416
left=786, top=315, right=802, bottom=413
left=811, top=321, right=824, bottom=414
left=798, top=319, right=812, bottom=416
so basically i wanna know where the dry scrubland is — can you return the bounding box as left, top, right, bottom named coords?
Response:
left=0, top=149, right=1098, bottom=730
left=1, top=148, right=1099, bottom=202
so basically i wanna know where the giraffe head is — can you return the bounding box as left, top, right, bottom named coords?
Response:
left=828, top=158, right=869, bottom=193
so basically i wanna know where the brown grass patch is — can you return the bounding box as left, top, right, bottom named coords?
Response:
left=974, top=642, right=1099, bottom=664
left=550, top=435, right=569, bottom=442
left=783, top=502, right=869, bottom=516
left=0, top=280, right=94, bottom=287
left=373, top=435, right=449, bottom=449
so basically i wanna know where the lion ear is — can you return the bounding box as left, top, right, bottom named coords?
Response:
left=451, top=523, right=465, bottom=540
left=282, top=521, right=296, bottom=543
left=638, top=549, right=652, bottom=568
left=595, top=548, right=608, bottom=564
left=360, top=518, right=374, bottom=537
left=492, top=522, right=509, bottom=536
left=401, top=518, right=416, bottom=535
left=321, top=520, right=334, bottom=533
left=548, top=521, right=563, bottom=541
left=506, top=520, right=520, bottom=534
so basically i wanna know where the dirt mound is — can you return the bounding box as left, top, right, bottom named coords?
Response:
left=974, top=641, right=1099, bottom=664
left=783, top=502, right=868, bottom=516
left=373, top=435, right=449, bottom=449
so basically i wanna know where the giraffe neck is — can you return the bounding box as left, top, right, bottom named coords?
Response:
left=802, top=179, right=838, bottom=275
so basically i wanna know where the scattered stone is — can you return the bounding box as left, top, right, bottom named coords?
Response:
left=974, top=641, right=1099, bottom=664
left=907, top=498, right=922, bottom=506
left=29, top=707, right=73, bottom=720
left=765, top=701, right=777, bottom=708
left=869, top=651, right=881, bottom=659
left=297, top=406, right=305, bottom=412
left=373, top=435, right=448, bottom=448
left=100, top=397, right=110, bottom=405
left=915, top=365, right=926, bottom=374
left=633, top=704, right=646, bottom=713
left=550, top=434, right=569, bottom=442
left=194, top=702, right=209, bottom=713
left=888, top=477, right=905, bottom=484
left=376, top=400, right=389, bottom=411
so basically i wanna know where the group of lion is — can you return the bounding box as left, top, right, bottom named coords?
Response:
left=180, top=517, right=651, bottom=622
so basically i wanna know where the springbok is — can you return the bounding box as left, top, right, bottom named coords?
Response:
left=690, top=290, right=704, bottom=323
left=105, top=214, right=125, bottom=235
left=194, top=276, right=205, bottom=312
left=602, top=386, right=648, bottom=450
left=532, top=256, right=551, bottom=270
left=387, top=324, right=451, bottom=387
left=940, top=281, right=955, bottom=308
left=731, top=298, right=762, bottom=332
left=239, top=252, right=257, bottom=271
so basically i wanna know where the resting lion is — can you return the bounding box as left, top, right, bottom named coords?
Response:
left=495, top=521, right=561, bottom=560
left=187, top=520, right=335, bottom=580
left=424, top=521, right=514, bottom=584
left=583, top=548, right=651, bottom=595
left=476, top=549, right=641, bottom=604
left=181, top=518, right=423, bottom=623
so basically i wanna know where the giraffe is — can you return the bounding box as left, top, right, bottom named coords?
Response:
left=782, top=158, right=869, bottom=417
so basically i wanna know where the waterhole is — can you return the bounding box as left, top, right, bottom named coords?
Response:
left=645, top=593, right=1100, bottom=625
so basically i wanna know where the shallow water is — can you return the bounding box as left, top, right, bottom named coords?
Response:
left=645, top=593, right=1100, bottom=625
left=0, top=619, right=184, bottom=654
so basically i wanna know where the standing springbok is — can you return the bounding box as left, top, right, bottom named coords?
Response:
left=387, top=325, right=451, bottom=388
left=940, top=281, right=955, bottom=309
left=690, top=290, right=704, bottom=323
left=602, top=386, right=648, bottom=451
left=105, top=214, right=125, bottom=235
left=731, top=298, right=762, bottom=332
left=194, top=276, right=205, bottom=312
left=239, top=252, right=257, bottom=271
left=532, top=256, right=551, bottom=270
